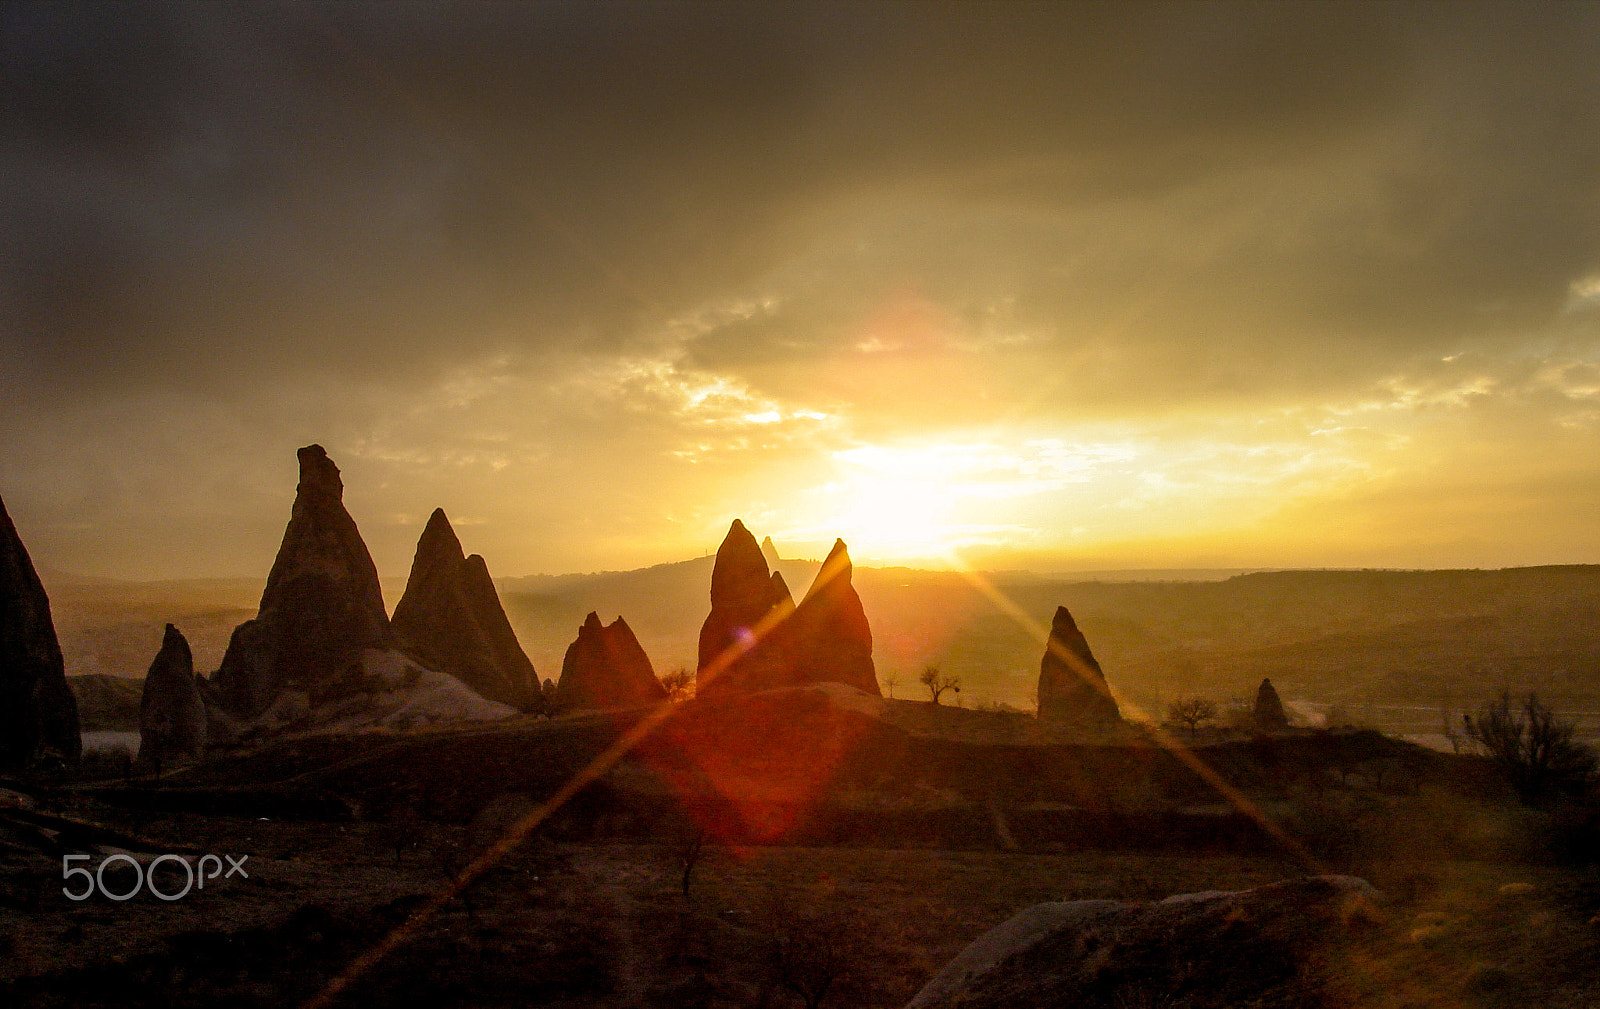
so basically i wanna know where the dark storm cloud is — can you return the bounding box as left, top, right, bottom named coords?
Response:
left=10, top=1, right=1597, bottom=404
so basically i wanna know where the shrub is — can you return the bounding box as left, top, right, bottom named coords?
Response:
left=1464, top=690, right=1598, bottom=804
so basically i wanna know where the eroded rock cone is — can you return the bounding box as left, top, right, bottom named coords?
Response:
left=391, top=508, right=540, bottom=711
left=905, top=876, right=1381, bottom=1009
left=554, top=612, right=667, bottom=712
left=1037, top=605, right=1121, bottom=729
left=1254, top=677, right=1290, bottom=732
left=696, top=519, right=792, bottom=696
left=213, top=445, right=392, bottom=716
left=787, top=539, right=879, bottom=695
left=0, top=494, right=81, bottom=769
left=138, top=624, right=206, bottom=766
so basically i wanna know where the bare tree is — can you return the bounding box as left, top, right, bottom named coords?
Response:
left=1166, top=697, right=1217, bottom=738
left=678, top=826, right=706, bottom=897
left=881, top=673, right=900, bottom=699
left=1464, top=690, right=1598, bottom=803
left=659, top=667, right=694, bottom=701
left=919, top=665, right=960, bottom=705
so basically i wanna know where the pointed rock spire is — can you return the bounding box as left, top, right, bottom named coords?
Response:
left=1254, top=678, right=1290, bottom=731
left=696, top=519, right=791, bottom=696
left=391, top=508, right=540, bottom=711
left=1037, top=605, right=1121, bottom=729
left=788, top=539, right=879, bottom=695
left=0, top=494, right=81, bottom=769
left=138, top=624, right=206, bottom=766
left=760, top=535, right=781, bottom=568
left=553, top=612, right=667, bottom=712
left=213, top=445, right=393, bottom=716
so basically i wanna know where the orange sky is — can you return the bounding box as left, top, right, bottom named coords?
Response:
left=3, top=4, right=1599, bottom=579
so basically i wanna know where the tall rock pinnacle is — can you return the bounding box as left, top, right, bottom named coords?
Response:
left=391, top=508, right=540, bottom=711
left=213, top=445, right=392, bottom=716
left=0, top=494, right=81, bottom=769
left=696, top=519, right=793, bottom=696
left=787, top=539, right=879, bottom=696
left=138, top=624, right=206, bottom=766
left=1254, top=677, right=1290, bottom=731
left=553, top=612, right=666, bottom=712
left=1037, top=605, right=1121, bottom=730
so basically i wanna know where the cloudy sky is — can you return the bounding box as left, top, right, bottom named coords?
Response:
left=4, top=2, right=1600, bottom=580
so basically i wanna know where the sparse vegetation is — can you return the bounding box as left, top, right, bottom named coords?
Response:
left=1166, top=697, right=1217, bottom=738
left=919, top=664, right=960, bottom=705
left=1464, top=690, right=1599, bottom=804
left=659, top=667, right=694, bottom=700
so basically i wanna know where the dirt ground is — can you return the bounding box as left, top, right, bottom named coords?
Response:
left=5, top=802, right=1600, bottom=1008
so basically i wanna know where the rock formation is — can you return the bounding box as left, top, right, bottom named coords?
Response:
left=212, top=445, right=392, bottom=716
left=905, top=876, right=1380, bottom=1009
left=760, top=535, right=781, bottom=569
left=553, top=612, right=667, bottom=712
left=1254, top=677, right=1290, bottom=731
left=786, top=538, right=879, bottom=696
left=391, top=508, right=540, bottom=711
left=696, top=522, right=881, bottom=697
left=138, top=624, right=206, bottom=766
left=695, top=519, right=794, bottom=696
left=1036, top=605, right=1121, bottom=729
left=0, top=494, right=81, bottom=769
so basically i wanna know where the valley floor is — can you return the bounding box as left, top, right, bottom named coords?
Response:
left=5, top=803, right=1600, bottom=1008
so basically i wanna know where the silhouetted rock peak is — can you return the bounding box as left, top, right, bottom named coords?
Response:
left=1037, top=604, right=1121, bottom=729
left=554, top=611, right=667, bottom=712
left=760, top=535, right=781, bottom=567
left=788, top=538, right=879, bottom=696
left=697, top=519, right=792, bottom=695
left=295, top=444, right=344, bottom=503
left=213, top=445, right=392, bottom=716
left=1254, top=677, right=1290, bottom=731
left=769, top=570, right=795, bottom=613
left=139, top=624, right=206, bottom=766
left=391, top=508, right=540, bottom=712
left=698, top=523, right=879, bottom=697
left=0, top=493, right=81, bottom=769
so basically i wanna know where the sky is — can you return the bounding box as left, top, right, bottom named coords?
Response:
left=3, top=2, right=1600, bottom=580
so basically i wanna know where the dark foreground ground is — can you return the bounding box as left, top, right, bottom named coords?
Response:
left=5, top=801, right=1600, bottom=1009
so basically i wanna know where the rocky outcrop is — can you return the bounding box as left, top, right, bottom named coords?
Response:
left=1037, top=606, right=1121, bottom=730
left=212, top=445, right=392, bottom=716
left=0, top=494, right=81, bottom=768
left=553, top=612, right=667, bottom=712
left=906, top=876, right=1381, bottom=1009
left=137, top=624, right=206, bottom=766
left=695, top=520, right=793, bottom=696
left=696, top=522, right=881, bottom=697
left=760, top=535, right=781, bottom=569
left=391, top=508, right=540, bottom=711
left=1254, top=677, right=1290, bottom=731
left=786, top=539, right=879, bottom=696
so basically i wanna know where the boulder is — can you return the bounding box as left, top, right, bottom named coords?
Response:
left=137, top=624, right=206, bottom=766
left=391, top=508, right=540, bottom=711
left=554, top=612, right=667, bottom=712
left=1036, top=605, right=1121, bottom=730
left=695, top=519, right=792, bottom=696
left=213, top=445, right=392, bottom=716
left=786, top=539, right=879, bottom=696
left=0, top=494, right=81, bottom=768
left=1255, top=677, right=1290, bottom=731
left=906, top=876, right=1381, bottom=1009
